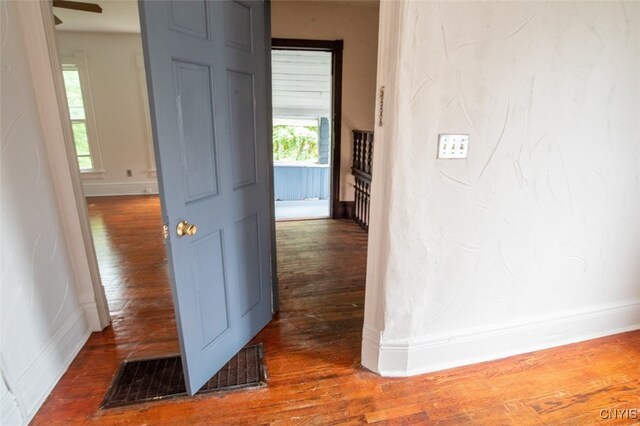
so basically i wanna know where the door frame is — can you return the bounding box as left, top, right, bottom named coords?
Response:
left=23, top=0, right=110, bottom=330
left=271, top=38, right=344, bottom=219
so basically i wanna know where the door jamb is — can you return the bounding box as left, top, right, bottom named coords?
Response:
left=19, top=0, right=110, bottom=330
left=271, top=38, right=344, bottom=219
left=264, top=2, right=279, bottom=313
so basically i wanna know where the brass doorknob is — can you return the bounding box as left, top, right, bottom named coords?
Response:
left=176, top=220, right=197, bottom=237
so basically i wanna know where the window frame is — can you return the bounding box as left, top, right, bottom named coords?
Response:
left=61, top=51, right=104, bottom=178
left=135, top=54, right=157, bottom=178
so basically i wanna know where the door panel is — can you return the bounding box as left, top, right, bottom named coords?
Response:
left=174, top=62, right=220, bottom=200
left=224, top=1, right=253, bottom=51
left=169, top=1, right=208, bottom=39
left=190, top=230, right=228, bottom=348
left=139, top=0, right=275, bottom=395
left=235, top=214, right=262, bottom=315
left=228, top=70, right=257, bottom=189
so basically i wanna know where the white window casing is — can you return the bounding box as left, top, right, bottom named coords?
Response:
left=61, top=50, right=104, bottom=179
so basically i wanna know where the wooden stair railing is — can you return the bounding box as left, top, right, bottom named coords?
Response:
left=352, top=130, right=374, bottom=232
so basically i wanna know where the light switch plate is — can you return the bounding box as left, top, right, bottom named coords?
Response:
left=438, top=134, right=469, bottom=159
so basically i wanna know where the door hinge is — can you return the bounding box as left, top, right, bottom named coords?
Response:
left=162, top=224, right=169, bottom=240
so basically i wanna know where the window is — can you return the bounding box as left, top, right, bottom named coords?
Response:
left=61, top=51, right=102, bottom=175
left=62, top=66, right=93, bottom=170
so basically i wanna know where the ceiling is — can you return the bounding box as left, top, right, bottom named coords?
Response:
left=272, top=50, right=332, bottom=119
left=54, top=0, right=141, bottom=33
left=54, top=0, right=379, bottom=34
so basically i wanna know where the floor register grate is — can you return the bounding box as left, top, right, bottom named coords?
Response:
left=101, top=344, right=266, bottom=409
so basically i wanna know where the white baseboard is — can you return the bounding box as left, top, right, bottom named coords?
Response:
left=82, top=181, right=159, bottom=197
left=1, top=387, right=24, bottom=426
left=362, top=300, right=640, bottom=377
left=13, top=309, right=90, bottom=423
left=361, top=325, right=382, bottom=372
left=81, top=301, right=104, bottom=332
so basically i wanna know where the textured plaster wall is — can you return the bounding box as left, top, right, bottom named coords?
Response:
left=365, top=0, right=640, bottom=371
left=1, top=2, right=89, bottom=422
left=271, top=1, right=379, bottom=201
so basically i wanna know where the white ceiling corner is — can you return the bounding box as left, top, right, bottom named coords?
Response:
left=53, top=0, right=380, bottom=34
left=54, top=0, right=141, bottom=34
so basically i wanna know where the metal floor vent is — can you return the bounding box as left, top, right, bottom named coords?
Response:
left=101, top=344, right=266, bottom=409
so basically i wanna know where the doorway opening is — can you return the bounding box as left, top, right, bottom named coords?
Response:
left=272, top=50, right=331, bottom=220
left=54, top=16, right=179, bottom=353
left=272, top=39, right=343, bottom=221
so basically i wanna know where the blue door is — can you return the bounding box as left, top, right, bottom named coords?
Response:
left=139, top=0, right=276, bottom=395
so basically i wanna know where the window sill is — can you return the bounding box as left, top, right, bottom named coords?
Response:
left=80, top=169, right=106, bottom=179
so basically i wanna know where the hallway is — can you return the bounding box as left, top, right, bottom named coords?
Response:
left=32, top=196, right=640, bottom=424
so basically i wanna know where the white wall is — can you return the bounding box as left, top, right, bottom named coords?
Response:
left=56, top=31, right=158, bottom=196
left=363, top=0, right=640, bottom=376
left=272, top=1, right=379, bottom=201
left=1, top=2, right=90, bottom=423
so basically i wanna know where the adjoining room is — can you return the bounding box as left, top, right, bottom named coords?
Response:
left=272, top=49, right=333, bottom=220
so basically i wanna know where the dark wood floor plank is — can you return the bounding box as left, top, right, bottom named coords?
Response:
left=31, top=195, right=640, bottom=425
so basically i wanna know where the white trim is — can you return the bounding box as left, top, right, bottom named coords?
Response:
left=361, top=0, right=405, bottom=370
left=61, top=51, right=105, bottom=174
left=135, top=54, right=157, bottom=178
left=80, top=169, right=106, bottom=179
left=16, top=0, right=110, bottom=331
left=83, top=181, right=160, bottom=197
left=362, top=300, right=640, bottom=377
left=0, top=388, right=23, bottom=426
left=361, top=326, right=382, bottom=372
left=13, top=309, right=90, bottom=423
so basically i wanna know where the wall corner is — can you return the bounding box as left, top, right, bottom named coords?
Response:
left=17, top=0, right=110, bottom=331
left=361, top=326, right=382, bottom=373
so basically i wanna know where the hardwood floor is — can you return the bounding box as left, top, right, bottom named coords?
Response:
left=32, top=196, right=640, bottom=424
